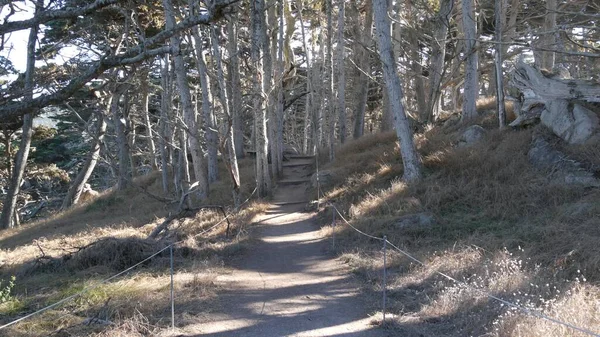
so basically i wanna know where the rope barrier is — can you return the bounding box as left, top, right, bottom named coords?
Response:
left=0, top=186, right=259, bottom=331
left=327, top=201, right=600, bottom=337
left=0, top=245, right=172, bottom=330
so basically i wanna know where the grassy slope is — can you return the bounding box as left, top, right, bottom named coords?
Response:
left=0, top=158, right=267, bottom=336
left=316, top=116, right=600, bottom=336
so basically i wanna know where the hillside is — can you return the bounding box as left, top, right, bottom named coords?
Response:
left=0, top=159, right=268, bottom=336
left=314, top=117, right=600, bottom=336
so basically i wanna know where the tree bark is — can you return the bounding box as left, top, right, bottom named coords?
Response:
left=461, top=0, right=479, bottom=121
left=337, top=0, right=346, bottom=144
left=540, top=0, right=557, bottom=70
left=426, top=0, right=453, bottom=122
left=373, top=0, right=422, bottom=182
left=494, top=0, right=506, bottom=128
left=405, top=1, right=427, bottom=122
left=252, top=0, right=272, bottom=197
left=353, top=0, right=373, bottom=139
left=61, top=109, right=108, bottom=209
left=141, top=70, right=158, bottom=169
left=211, top=27, right=241, bottom=208
left=159, top=54, right=172, bottom=193
left=191, top=27, right=219, bottom=184
left=326, top=0, right=336, bottom=160
left=112, top=84, right=132, bottom=191
left=226, top=19, right=245, bottom=159
left=163, top=0, right=208, bottom=199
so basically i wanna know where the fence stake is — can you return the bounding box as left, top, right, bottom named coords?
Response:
left=332, top=207, right=336, bottom=250
left=170, top=244, right=175, bottom=331
left=382, top=236, right=387, bottom=325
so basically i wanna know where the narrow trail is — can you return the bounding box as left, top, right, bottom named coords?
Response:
left=184, top=156, right=390, bottom=337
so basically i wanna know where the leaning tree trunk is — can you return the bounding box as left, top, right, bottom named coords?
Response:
left=373, top=0, right=422, bottom=182
left=61, top=109, right=108, bottom=209
left=252, top=0, right=272, bottom=197
left=163, top=0, right=208, bottom=199
left=426, top=0, right=453, bottom=122
left=0, top=11, right=39, bottom=228
left=461, top=0, right=479, bottom=121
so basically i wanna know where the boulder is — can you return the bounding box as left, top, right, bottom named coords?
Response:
left=458, top=125, right=487, bottom=147
left=528, top=133, right=600, bottom=188
left=540, top=100, right=599, bottom=144
left=393, top=212, right=435, bottom=230
left=311, top=170, right=335, bottom=189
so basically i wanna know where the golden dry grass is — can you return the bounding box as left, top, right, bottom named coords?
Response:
left=0, top=158, right=265, bottom=336
left=317, top=123, right=600, bottom=336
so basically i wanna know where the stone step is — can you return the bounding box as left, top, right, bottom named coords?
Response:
left=277, top=179, right=311, bottom=185
left=272, top=200, right=310, bottom=206
left=285, top=155, right=315, bottom=160
left=282, top=162, right=314, bottom=167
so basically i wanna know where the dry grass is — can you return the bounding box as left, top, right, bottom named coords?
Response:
left=317, top=122, right=600, bottom=336
left=0, top=158, right=265, bottom=336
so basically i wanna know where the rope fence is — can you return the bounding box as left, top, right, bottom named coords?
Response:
left=0, top=186, right=258, bottom=332
left=327, top=202, right=600, bottom=337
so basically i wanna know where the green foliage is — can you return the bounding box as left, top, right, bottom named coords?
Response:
left=0, top=276, right=16, bottom=303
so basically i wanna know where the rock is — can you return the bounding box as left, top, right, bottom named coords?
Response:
left=79, top=184, right=100, bottom=203
left=528, top=133, right=600, bottom=188
left=540, top=100, right=599, bottom=144
left=442, top=114, right=460, bottom=127
left=458, top=125, right=487, bottom=147
left=393, top=212, right=435, bottom=230
left=311, top=170, right=335, bottom=188
left=304, top=200, right=319, bottom=212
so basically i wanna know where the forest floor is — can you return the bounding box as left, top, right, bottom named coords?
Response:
left=176, top=157, right=390, bottom=336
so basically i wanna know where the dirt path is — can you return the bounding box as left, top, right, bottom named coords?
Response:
left=182, top=157, right=389, bottom=337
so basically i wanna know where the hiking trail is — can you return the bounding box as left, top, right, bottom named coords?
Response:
left=181, top=155, right=390, bottom=337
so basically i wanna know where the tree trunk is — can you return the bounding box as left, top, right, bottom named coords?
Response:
left=0, top=0, right=42, bottom=229
left=426, top=0, right=453, bottom=122
left=159, top=54, right=171, bottom=193
left=337, top=0, right=346, bottom=144
left=252, top=0, right=272, bottom=197
left=163, top=0, right=208, bottom=199
left=141, top=70, right=158, bottom=169
left=373, top=0, right=422, bottom=182
left=226, top=19, right=245, bottom=159
left=494, top=0, right=506, bottom=128
left=298, top=0, right=313, bottom=154
left=461, top=0, right=479, bottom=121
left=326, top=0, right=336, bottom=160
left=405, top=0, right=427, bottom=122
left=275, top=0, right=285, bottom=175
left=211, top=27, right=241, bottom=208
left=539, top=0, right=557, bottom=70
left=353, top=0, right=373, bottom=139
left=191, top=27, right=219, bottom=184
left=61, top=110, right=108, bottom=209
left=112, top=85, right=132, bottom=191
